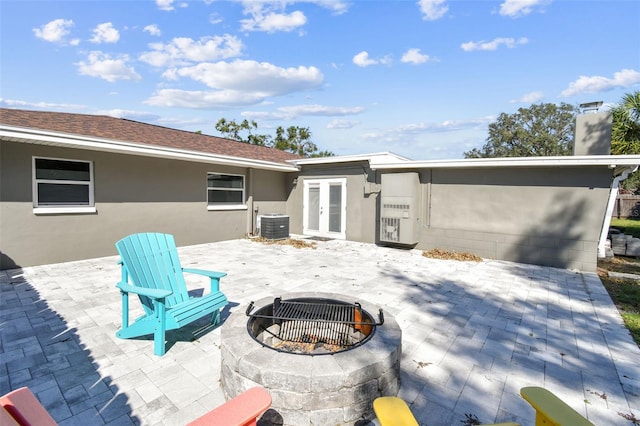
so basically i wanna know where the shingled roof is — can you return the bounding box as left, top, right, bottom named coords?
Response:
left=0, top=108, right=301, bottom=165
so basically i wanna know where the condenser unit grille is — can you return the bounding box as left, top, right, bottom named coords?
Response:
left=260, top=215, right=290, bottom=240
left=380, top=217, right=400, bottom=243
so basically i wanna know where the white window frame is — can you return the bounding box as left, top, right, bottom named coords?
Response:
left=32, top=156, right=96, bottom=215
left=206, top=172, right=247, bottom=211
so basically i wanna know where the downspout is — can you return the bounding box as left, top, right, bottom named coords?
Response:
left=598, top=165, right=638, bottom=257
left=248, top=168, right=255, bottom=236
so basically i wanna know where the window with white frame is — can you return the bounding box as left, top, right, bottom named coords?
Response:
left=207, top=173, right=245, bottom=208
left=33, top=157, right=94, bottom=210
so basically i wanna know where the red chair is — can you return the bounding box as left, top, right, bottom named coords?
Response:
left=0, top=386, right=271, bottom=426
left=0, top=387, right=57, bottom=426
left=188, top=387, right=272, bottom=426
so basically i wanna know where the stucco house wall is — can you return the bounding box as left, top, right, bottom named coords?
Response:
left=0, top=141, right=289, bottom=269
left=3, top=107, right=639, bottom=273
left=288, top=161, right=612, bottom=272
left=285, top=161, right=379, bottom=243
left=416, top=166, right=612, bottom=271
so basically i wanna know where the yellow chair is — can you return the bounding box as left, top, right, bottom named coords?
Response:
left=373, top=397, right=419, bottom=426
left=520, top=387, right=594, bottom=426
left=372, top=396, right=519, bottom=426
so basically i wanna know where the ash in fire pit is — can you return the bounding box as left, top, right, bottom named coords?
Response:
left=221, top=292, right=402, bottom=425
left=246, top=297, right=384, bottom=355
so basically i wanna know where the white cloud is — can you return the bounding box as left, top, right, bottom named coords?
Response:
left=401, top=48, right=433, bottom=64
left=33, top=19, right=74, bottom=44
left=146, top=59, right=324, bottom=108
left=241, top=10, right=307, bottom=33
left=327, top=119, right=360, bottom=129
left=561, top=69, right=640, bottom=97
left=90, top=22, right=120, bottom=44
left=461, top=37, right=528, bottom=51
left=306, top=0, right=350, bottom=15
left=76, top=51, right=141, bottom=82
left=96, top=109, right=161, bottom=122
left=145, top=89, right=268, bottom=108
left=353, top=51, right=376, bottom=67
left=139, top=35, right=244, bottom=67
left=165, top=60, right=322, bottom=91
left=0, top=98, right=86, bottom=111
left=510, top=91, right=544, bottom=103
left=209, top=13, right=223, bottom=24
left=353, top=51, right=391, bottom=67
left=361, top=116, right=494, bottom=142
left=418, top=0, right=448, bottom=21
left=244, top=104, right=365, bottom=120
left=144, top=24, right=161, bottom=36
left=499, top=0, right=549, bottom=18
left=156, top=0, right=175, bottom=11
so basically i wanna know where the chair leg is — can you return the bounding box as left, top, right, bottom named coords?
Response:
left=211, top=309, right=221, bottom=325
left=153, top=301, right=167, bottom=356
left=120, top=290, right=129, bottom=331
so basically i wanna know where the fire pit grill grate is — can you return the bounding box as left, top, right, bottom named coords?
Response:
left=246, top=297, right=384, bottom=354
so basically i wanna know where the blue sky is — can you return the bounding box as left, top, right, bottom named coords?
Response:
left=1, top=0, right=639, bottom=160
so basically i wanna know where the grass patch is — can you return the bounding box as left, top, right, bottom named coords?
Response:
left=423, top=248, right=482, bottom=262
left=610, top=218, right=640, bottom=238
left=598, top=256, right=640, bottom=347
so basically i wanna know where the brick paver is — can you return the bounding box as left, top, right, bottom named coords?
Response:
left=1, top=238, right=638, bottom=425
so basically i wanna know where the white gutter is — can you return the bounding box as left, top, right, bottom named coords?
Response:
left=598, top=165, right=639, bottom=258
left=290, top=151, right=412, bottom=166
left=370, top=155, right=640, bottom=169
left=0, top=125, right=299, bottom=172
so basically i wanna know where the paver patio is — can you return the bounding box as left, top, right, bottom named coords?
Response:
left=1, top=238, right=639, bottom=425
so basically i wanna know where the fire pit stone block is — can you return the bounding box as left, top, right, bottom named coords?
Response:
left=220, top=292, right=402, bottom=425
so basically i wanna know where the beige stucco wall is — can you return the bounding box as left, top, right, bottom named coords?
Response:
left=1, top=139, right=615, bottom=272
left=414, top=166, right=612, bottom=271
left=286, top=162, right=379, bottom=243
left=287, top=162, right=612, bottom=271
left=0, top=141, right=288, bottom=269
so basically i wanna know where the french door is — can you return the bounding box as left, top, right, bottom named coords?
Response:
left=303, top=178, right=346, bottom=239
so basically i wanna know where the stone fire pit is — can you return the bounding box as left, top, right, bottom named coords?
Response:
left=220, top=292, right=402, bottom=425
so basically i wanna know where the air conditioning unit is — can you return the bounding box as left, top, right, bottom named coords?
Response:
left=379, top=173, right=419, bottom=245
left=259, top=214, right=290, bottom=240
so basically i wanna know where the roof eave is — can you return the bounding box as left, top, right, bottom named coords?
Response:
left=0, top=125, right=300, bottom=172
left=290, top=151, right=412, bottom=166
left=370, top=155, right=640, bottom=170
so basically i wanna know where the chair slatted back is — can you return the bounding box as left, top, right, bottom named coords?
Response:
left=116, top=233, right=190, bottom=314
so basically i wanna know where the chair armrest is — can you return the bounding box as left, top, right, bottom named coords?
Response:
left=520, top=387, right=593, bottom=426
left=182, top=268, right=227, bottom=279
left=116, top=282, right=172, bottom=299
left=0, top=387, right=57, bottom=426
left=373, top=397, right=419, bottom=426
left=187, top=387, right=271, bottom=426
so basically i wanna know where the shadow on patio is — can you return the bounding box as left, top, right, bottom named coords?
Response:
left=0, top=268, right=138, bottom=425
left=1, top=238, right=638, bottom=425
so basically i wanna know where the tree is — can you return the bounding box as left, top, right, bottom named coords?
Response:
left=611, top=91, right=640, bottom=156
left=611, top=91, right=640, bottom=191
left=464, top=103, right=578, bottom=158
left=215, top=118, right=266, bottom=144
left=274, top=126, right=319, bottom=157
left=215, top=118, right=334, bottom=158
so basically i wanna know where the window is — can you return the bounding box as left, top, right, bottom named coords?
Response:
left=33, top=157, right=95, bottom=214
left=207, top=173, right=246, bottom=210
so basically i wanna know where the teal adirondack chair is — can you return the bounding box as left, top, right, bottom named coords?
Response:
left=115, top=233, right=228, bottom=356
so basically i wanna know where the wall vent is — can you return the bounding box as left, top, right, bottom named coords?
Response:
left=379, top=173, right=420, bottom=245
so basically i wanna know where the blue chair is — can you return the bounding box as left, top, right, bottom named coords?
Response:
left=115, top=233, right=228, bottom=356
